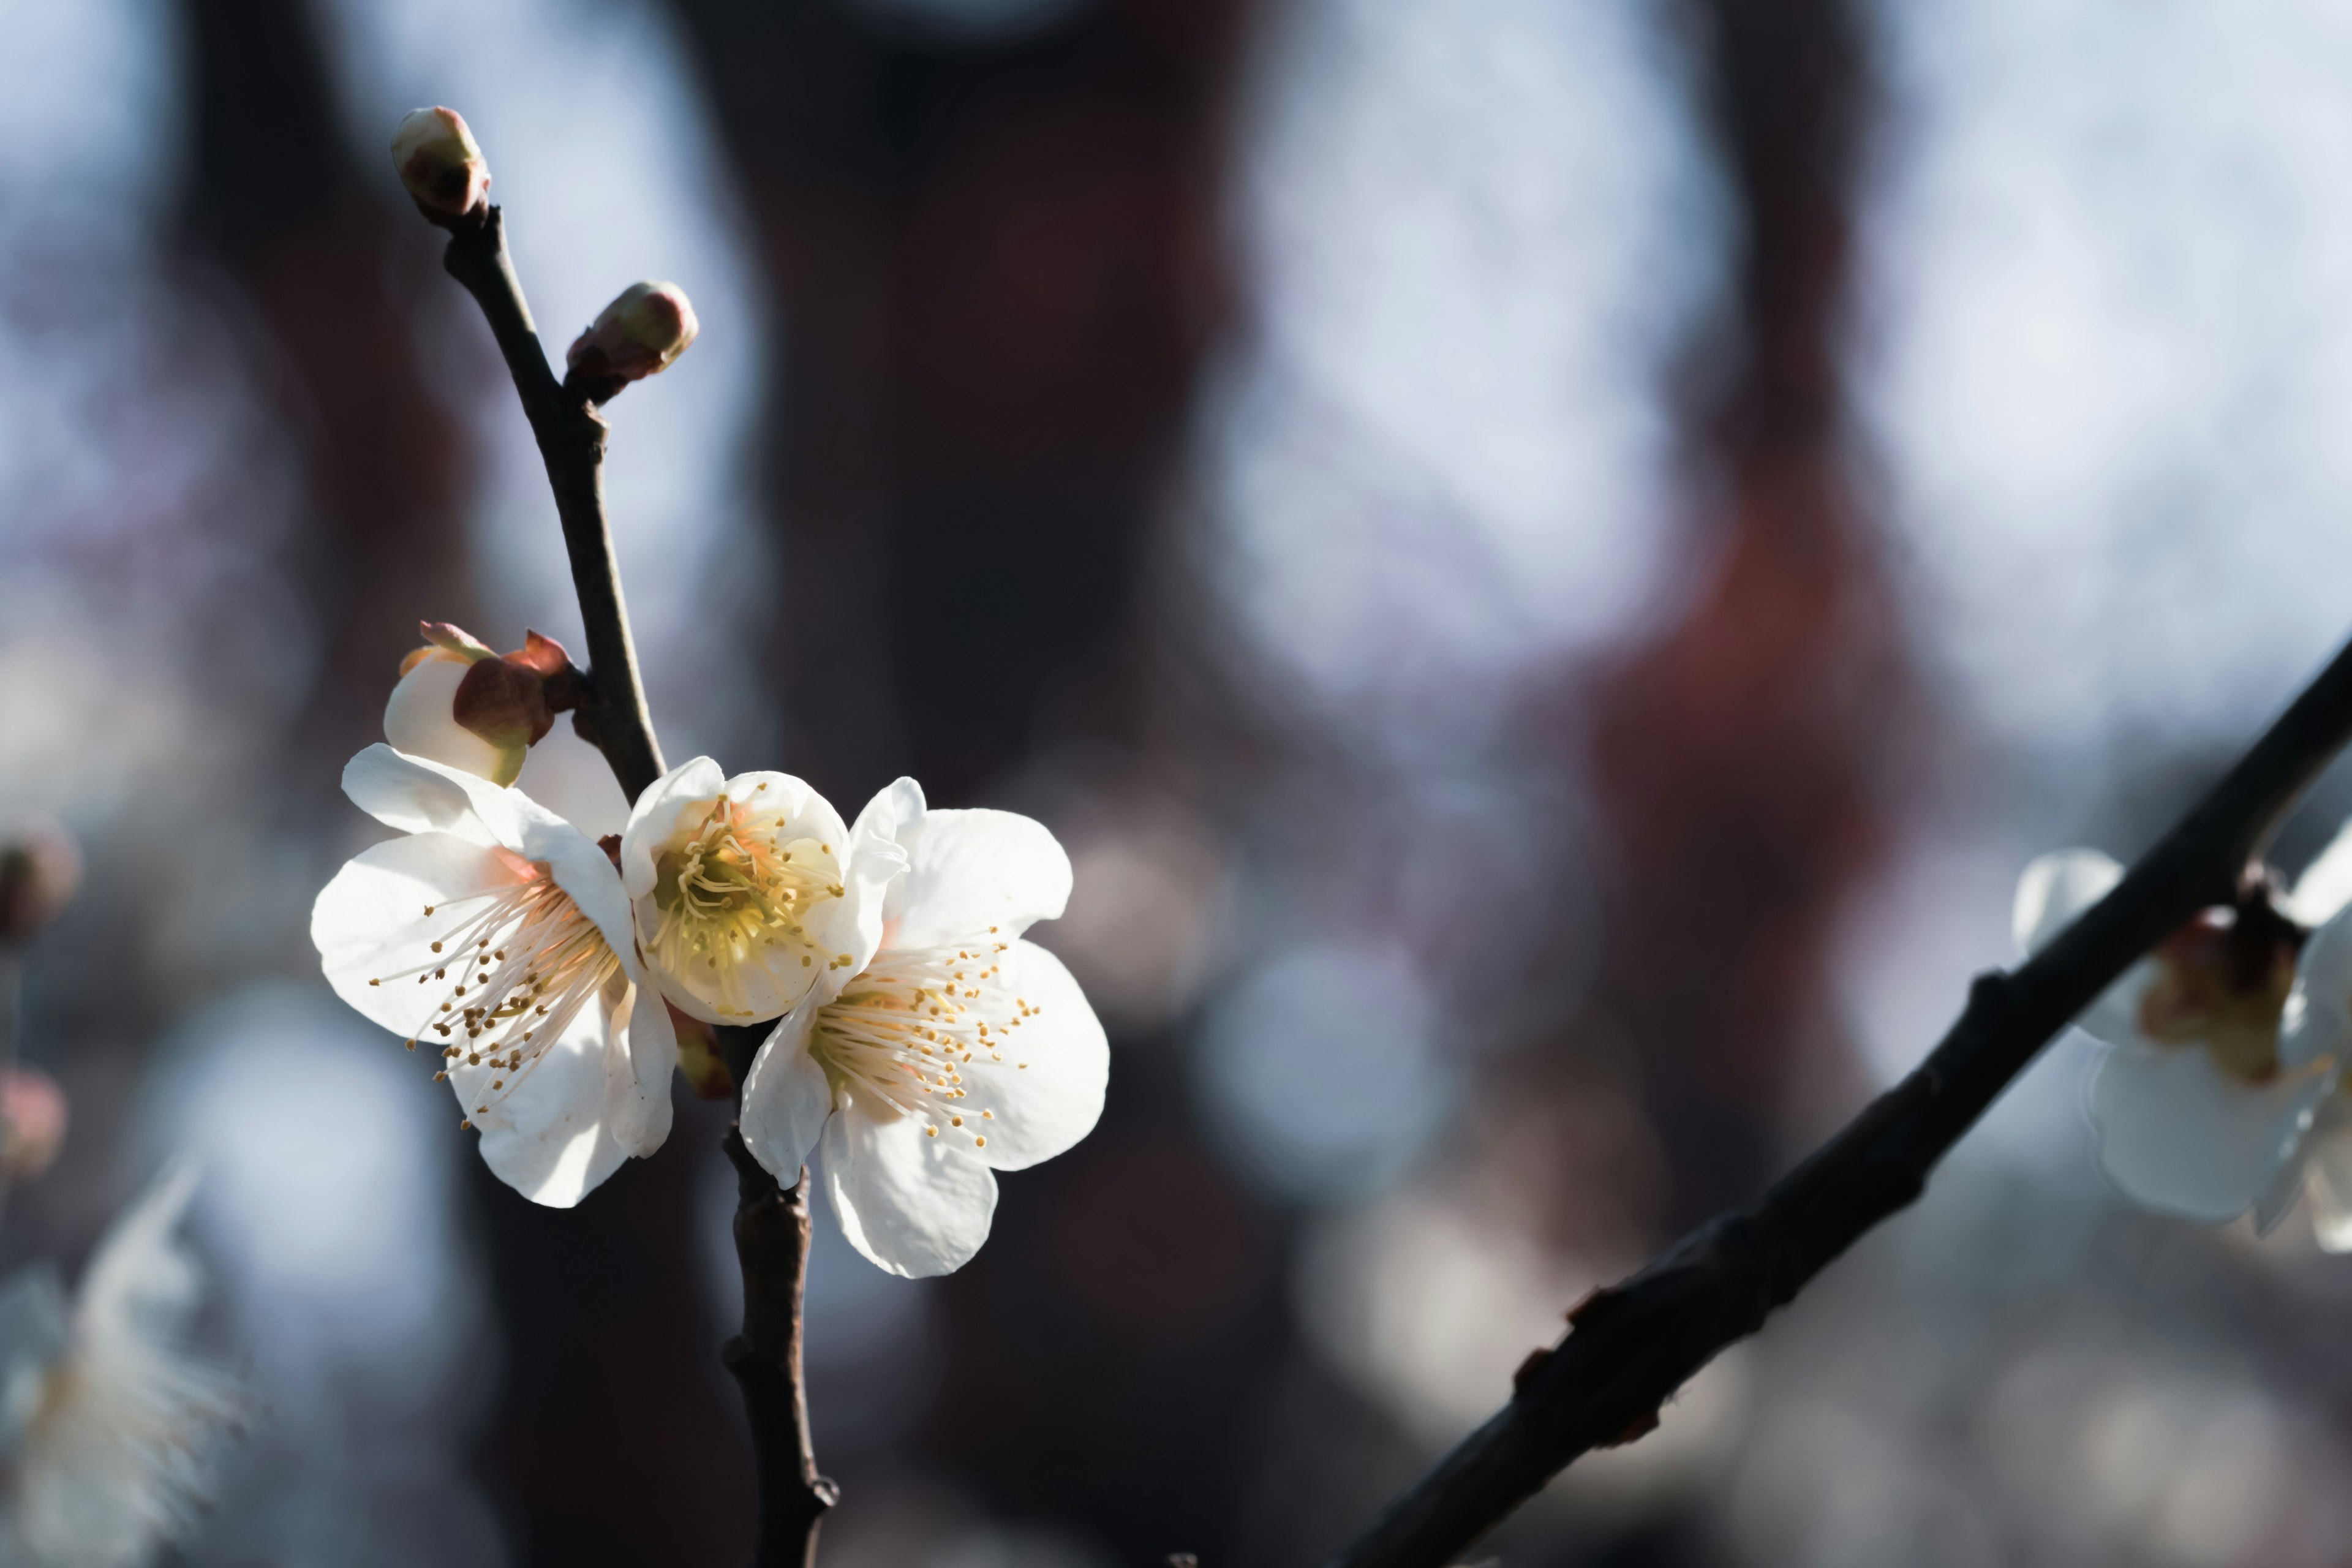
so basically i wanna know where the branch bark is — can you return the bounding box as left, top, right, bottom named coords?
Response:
left=1324, top=631, right=2352, bottom=1568
left=430, top=201, right=826, bottom=1563
left=724, top=1131, right=839, bottom=1568
left=436, top=205, right=665, bottom=799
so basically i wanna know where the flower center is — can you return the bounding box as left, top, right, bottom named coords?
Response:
left=649, top=794, right=845, bottom=1019
left=2138, top=908, right=2300, bottom=1084
left=807, top=928, right=1044, bottom=1151
left=366, top=848, right=620, bottom=1124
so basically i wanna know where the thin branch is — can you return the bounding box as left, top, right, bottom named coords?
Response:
left=429, top=200, right=827, bottom=1564
left=436, top=205, right=665, bottom=800
left=724, top=1132, right=839, bottom=1568
left=1324, top=631, right=2352, bottom=1568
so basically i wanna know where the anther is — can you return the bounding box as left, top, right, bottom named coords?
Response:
left=431, top=941, right=444, bottom=952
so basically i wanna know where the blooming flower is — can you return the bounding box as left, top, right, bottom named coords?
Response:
left=619, top=758, right=901, bottom=1026
left=0, top=1166, right=246, bottom=1567
left=2015, top=839, right=2352, bottom=1241
left=313, top=744, right=676, bottom=1205
left=741, top=778, right=1108, bottom=1277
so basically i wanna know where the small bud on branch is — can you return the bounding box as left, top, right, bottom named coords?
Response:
left=391, top=107, right=490, bottom=219
left=0, top=816, right=81, bottom=949
left=566, top=281, right=698, bottom=401
left=384, top=622, right=585, bottom=786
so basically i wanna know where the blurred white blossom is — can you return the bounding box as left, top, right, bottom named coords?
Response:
left=0, top=1166, right=246, bottom=1568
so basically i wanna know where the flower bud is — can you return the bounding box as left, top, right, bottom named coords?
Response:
left=0, top=816, right=81, bottom=949
left=0, top=1068, right=66, bottom=1183
left=384, top=623, right=579, bottom=787
left=391, top=107, right=490, bottom=217
left=566, top=282, right=698, bottom=392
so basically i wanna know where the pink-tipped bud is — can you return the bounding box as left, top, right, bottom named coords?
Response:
left=385, top=622, right=579, bottom=787
left=0, top=816, right=81, bottom=949
left=567, top=282, right=699, bottom=390
left=0, top=1068, right=66, bottom=1183
left=391, top=107, right=490, bottom=217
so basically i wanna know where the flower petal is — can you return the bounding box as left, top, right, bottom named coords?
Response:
left=2087, top=1042, right=2332, bottom=1224
left=2013, top=848, right=2123, bottom=954
left=741, top=1005, right=835, bottom=1179
left=822, top=1097, right=998, bottom=1277
left=879, top=802, right=1073, bottom=954
left=603, top=981, right=676, bottom=1159
left=617, top=755, right=728, bottom=900
left=962, top=942, right=1106, bottom=1172
left=2302, top=1098, right=2352, bottom=1252
left=454, top=1011, right=629, bottom=1208
left=343, top=743, right=525, bottom=848
left=2288, top=818, right=2352, bottom=927
left=2283, top=902, right=2352, bottom=1072
left=312, top=832, right=530, bottom=1040
left=383, top=657, right=522, bottom=786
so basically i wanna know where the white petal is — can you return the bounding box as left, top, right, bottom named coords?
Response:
left=2288, top=817, right=2352, bottom=927
left=455, top=1013, right=629, bottom=1208
left=617, top=755, right=728, bottom=900
left=741, top=1005, right=835, bottom=1179
left=2283, top=903, right=2352, bottom=1072
left=964, top=943, right=1107, bottom=1172
left=881, top=804, right=1073, bottom=953
left=341, top=744, right=597, bottom=872
left=2088, top=1043, right=2332, bottom=1224
left=823, top=1098, right=998, bottom=1278
left=2013, top=848, right=2124, bottom=954
left=2302, top=1099, right=2352, bottom=1252
left=312, top=834, right=530, bottom=1040
left=603, top=982, right=676, bottom=1159
left=833, top=777, right=922, bottom=978
left=538, top=825, right=637, bottom=966
left=2075, top=959, right=2162, bottom=1050
left=383, top=657, right=522, bottom=786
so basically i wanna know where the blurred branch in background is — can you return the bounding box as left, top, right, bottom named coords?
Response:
left=174, top=0, right=482, bottom=771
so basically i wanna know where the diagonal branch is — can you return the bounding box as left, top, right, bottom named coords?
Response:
left=426, top=199, right=827, bottom=1564
left=435, top=204, right=665, bottom=799
left=1324, top=631, right=2352, bottom=1568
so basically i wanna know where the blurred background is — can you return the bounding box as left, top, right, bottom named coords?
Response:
left=10, top=0, right=2352, bottom=1563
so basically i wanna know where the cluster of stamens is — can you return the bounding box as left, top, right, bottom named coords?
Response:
left=649, top=788, right=846, bottom=1019
left=807, top=925, right=1043, bottom=1150
left=365, top=854, right=619, bottom=1128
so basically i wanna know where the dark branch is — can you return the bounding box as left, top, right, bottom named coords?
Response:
left=435, top=205, right=666, bottom=800
left=426, top=199, right=824, bottom=1563
left=1324, top=631, right=2352, bottom=1568
left=724, top=1132, right=837, bottom=1568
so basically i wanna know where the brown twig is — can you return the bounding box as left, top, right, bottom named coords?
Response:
left=724, top=1131, right=838, bottom=1568
left=1324, top=631, right=2352, bottom=1568
left=435, top=203, right=665, bottom=799
left=427, top=200, right=826, bottom=1563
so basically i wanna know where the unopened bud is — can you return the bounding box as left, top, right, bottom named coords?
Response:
left=566, top=282, right=698, bottom=394
left=384, top=623, right=580, bottom=787
left=0, top=816, right=81, bottom=949
left=0, top=1068, right=66, bottom=1183
left=667, top=1002, right=736, bottom=1100
left=391, top=107, right=490, bottom=217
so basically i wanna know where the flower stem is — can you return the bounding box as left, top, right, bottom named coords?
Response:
left=427, top=200, right=824, bottom=1562
left=1324, top=633, right=2352, bottom=1568
left=723, top=1133, right=837, bottom=1568
left=434, top=205, right=665, bottom=801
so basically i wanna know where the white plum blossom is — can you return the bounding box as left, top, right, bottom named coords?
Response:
left=383, top=643, right=515, bottom=784
left=741, top=779, right=1108, bottom=1277
left=0, top=1166, right=246, bottom=1567
left=313, top=744, right=677, bottom=1205
left=2016, top=835, right=2352, bottom=1242
left=619, top=758, right=902, bottom=1026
